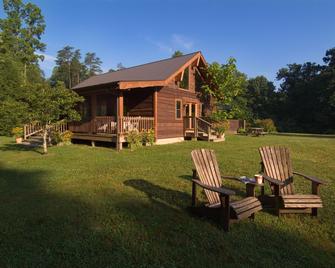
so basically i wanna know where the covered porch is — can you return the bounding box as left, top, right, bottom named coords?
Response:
left=69, top=87, right=158, bottom=150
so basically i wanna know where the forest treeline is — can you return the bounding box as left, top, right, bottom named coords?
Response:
left=0, top=0, right=334, bottom=135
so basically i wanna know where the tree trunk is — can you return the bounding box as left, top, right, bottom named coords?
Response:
left=24, top=63, right=27, bottom=85
left=43, top=128, right=48, bottom=154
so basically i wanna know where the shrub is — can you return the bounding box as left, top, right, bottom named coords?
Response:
left=237, top=127, right=247, bottom=135
left=146, top=129, right=155, bottom=146
left=255, top=119, right=277, bottom=133
left=127, top=129, right=142, bottom=150
left=140, top=129, right=155, bottom=146
left=60, top=130, right=73, bottom=145
left=212, top=120, right=230, bottom=136
left=11, top=127, right=23, bottom=138
left=51, top=130, right=73, bottom=145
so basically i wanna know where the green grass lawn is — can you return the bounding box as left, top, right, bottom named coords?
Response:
left=0, top=135, right=334, bottom=267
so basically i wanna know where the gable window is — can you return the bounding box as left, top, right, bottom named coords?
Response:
left=180, top=67, right=189, bottom=90
left=175, top=99, right=182, bottom=119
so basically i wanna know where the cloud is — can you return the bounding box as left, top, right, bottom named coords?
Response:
left=147, top=34, right=194, bottom=53
left=171, top=34, right=194, bottom=50
left=37, top=53, right=56, bottom=63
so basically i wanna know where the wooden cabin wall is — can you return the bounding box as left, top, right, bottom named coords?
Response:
left=157, top=84, right=200, bottom=139
left=124, top=88, right=153, bottom=116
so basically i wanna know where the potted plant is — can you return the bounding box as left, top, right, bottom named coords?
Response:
left=12, top=127, right=24, bottom=144
left=213, top=120, right=229, bottom=139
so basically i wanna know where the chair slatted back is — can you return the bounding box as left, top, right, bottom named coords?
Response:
left=259, top=146, right=294, bottom=195
left=191, top=149, right=222, bottom=205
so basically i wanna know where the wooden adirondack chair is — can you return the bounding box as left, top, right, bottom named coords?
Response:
left=259, top=146, right=324, bottom=217
left=191, top=149, right=262, bottom=231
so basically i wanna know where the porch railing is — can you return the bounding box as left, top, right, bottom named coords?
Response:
left=69, top=116, right=154, bottom=135
left=24, top=120, right=68, bottom=140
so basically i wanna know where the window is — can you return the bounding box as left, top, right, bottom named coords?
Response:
left=79, top=97, right=91, bottom=120
left=175, top=99, right=182, bottom=119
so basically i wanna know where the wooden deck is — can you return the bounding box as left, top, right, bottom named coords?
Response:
left=69, top=116, right=154, bottom=144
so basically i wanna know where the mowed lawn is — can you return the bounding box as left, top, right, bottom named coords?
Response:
left=0, top=134, right=334, bottom=267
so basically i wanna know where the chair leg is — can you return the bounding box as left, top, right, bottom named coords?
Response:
left=249, top=213, right=255, bottom=221
left=311, top=208, right=318, bottom=217
left=221, top=195, right=230, bottom=232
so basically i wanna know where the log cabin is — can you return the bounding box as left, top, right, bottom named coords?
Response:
left=69, top=51, right=226, bottom=150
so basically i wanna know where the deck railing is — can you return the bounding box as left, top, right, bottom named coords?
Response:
left=24, top=120, right=68, bottom=140
left=23, top=122, right=43, bottom=140
left=69, top=116, right=154, bottom=135
left=119, top=116, right=154, bottom=133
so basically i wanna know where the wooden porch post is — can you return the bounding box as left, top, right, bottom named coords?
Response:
left=117, top=91, right=124, bottom=151
left=153, top=89, right=158, bottom=141
left=90, top=94, right=97, bottom=134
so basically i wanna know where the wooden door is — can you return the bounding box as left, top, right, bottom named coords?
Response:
left=183, top=103, right=197, bottom=129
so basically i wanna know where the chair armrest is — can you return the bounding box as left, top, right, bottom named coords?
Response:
left=261, top=174, right=284, bottom=186
left=192, top=179, right=235, bottom=196
left=293, top=172, right=325, bottom=184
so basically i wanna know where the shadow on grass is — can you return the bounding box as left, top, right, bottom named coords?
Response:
left=124, top=179, right=190, bottom=209
left=270, top=133, right=335, bottom=139
left=179, top=174, right=248, bottom=197
left=0, top=165, right=334, bottom=266
left=0, top=142, right=43, bottom=154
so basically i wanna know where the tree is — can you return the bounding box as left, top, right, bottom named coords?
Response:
left=246, top=76, right=277, bottom=120
left=84, top=52, right=102, bottom=77
left=172, top=50, right=183, bottom=58
left=51, top=45, right=75, bottom=88
left=24, top=82, right=83, bottom=153
left=0, top=0, right=46, bottom=82
left=202, top=58, right=249, bottom=119
left=50, top=47, right=103, bottom=88
left=116, top=62, right=125, bottom=70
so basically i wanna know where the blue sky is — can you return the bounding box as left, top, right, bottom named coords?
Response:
left=1, top=0, right=335, bottom=85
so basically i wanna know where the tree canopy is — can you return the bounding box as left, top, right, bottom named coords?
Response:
left=50, top=46, right=103, bottom=88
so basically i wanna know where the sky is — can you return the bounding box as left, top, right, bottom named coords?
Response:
left=1, top=0, right=335, bottom=85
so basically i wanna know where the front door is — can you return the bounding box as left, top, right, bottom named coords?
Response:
left=183, top=103, right=197, bottom=129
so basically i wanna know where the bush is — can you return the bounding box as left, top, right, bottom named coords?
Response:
left=212, top=120, right=230, bottom=136
left=60, top=130, right=73, bottom=145
left=51, top=130, right=73, bottom=146
left=127, top=129, right=142, bottom=150
left=11, top=127, right=23, bottom=138
left=255, top=119, right=277, bottom=133
left=146, top=129, right=155, bottom=146
left=237, top=128, right=247, bottom=135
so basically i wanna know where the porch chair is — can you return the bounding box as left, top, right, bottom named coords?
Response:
left=191, top=149, right=262, bottom=231
left=259, top=146, right=324, bottom=217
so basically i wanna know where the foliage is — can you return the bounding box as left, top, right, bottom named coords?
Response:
left=0, top=0, right=46, bottom=81
left=84, top=52, right=102, bottom=77
left=23, top=82, right=83, bottom=153
left=141, top=129, right=155, bottom=146
left=202, top=58, right=249, bottom=120
left=50, top=46, right=103, bottom=88
left=116, top=62, right=125, bottom=70
left=52, top=130, right=72, bottom=146
left=254, top=118, right=277, bottom=133
left=212, top=120, right=229, bottom=136
left=146, top=129, right=155, bottom=146
left=237, top=127, right=247, bottom=135
left=245, top=76, right=277, bottom=120
left=11, top=126, right=23, bottom=138
left=275, top=48, right=335, bottom=133
left=127, top=129, right=142, bottom=150
left=171, top=50, right=183, bottom=58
